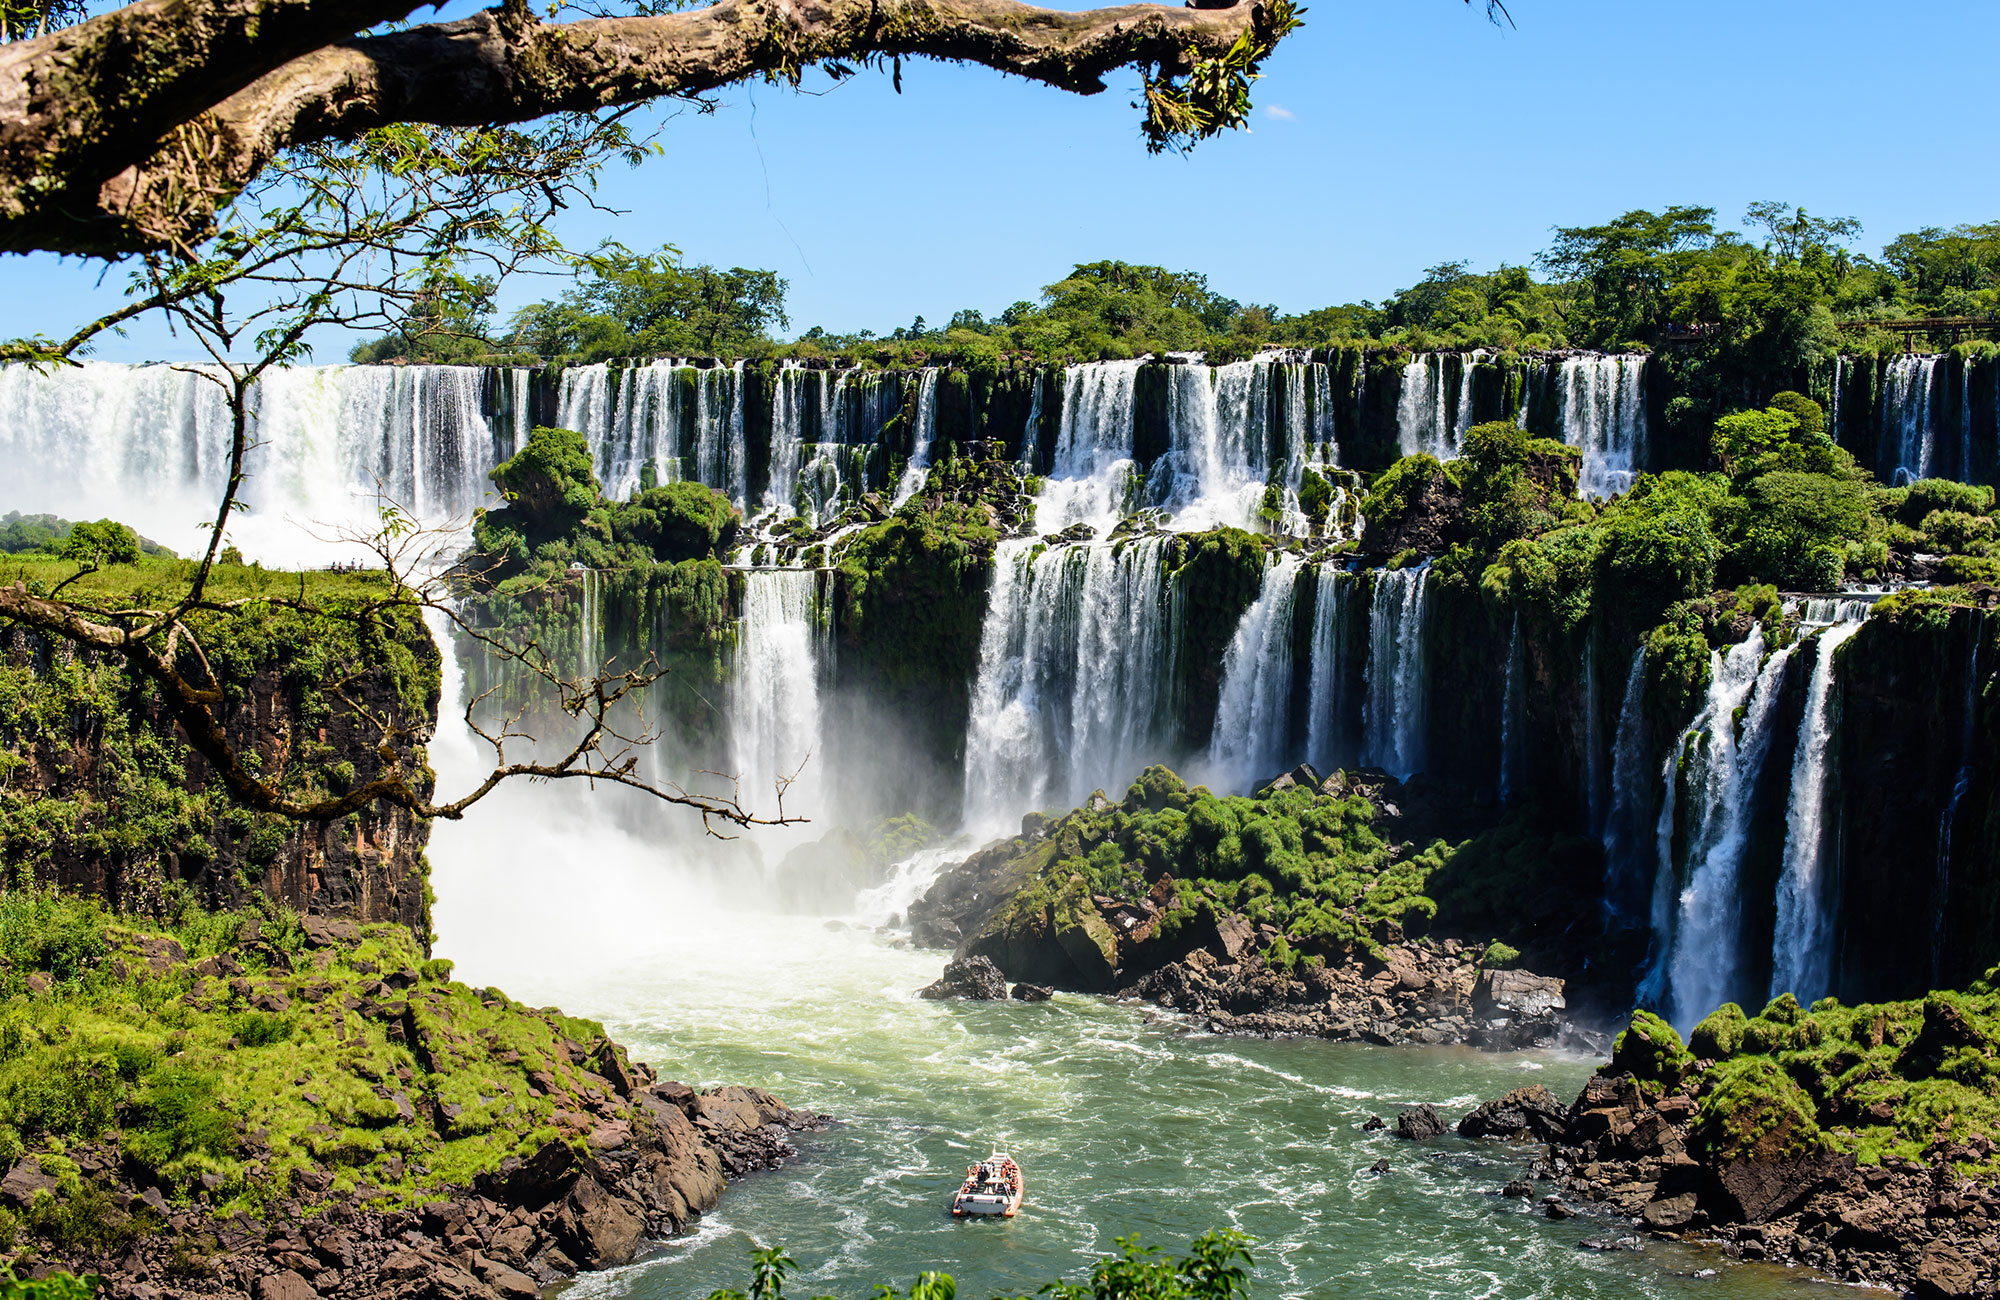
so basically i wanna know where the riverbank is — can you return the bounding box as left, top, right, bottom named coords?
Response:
left=0, top=895, right=821, bottom=1299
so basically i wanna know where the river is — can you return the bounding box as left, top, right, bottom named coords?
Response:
left=427, top=780, right=1840, bottom=1300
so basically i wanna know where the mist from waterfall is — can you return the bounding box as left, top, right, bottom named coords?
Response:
left=1768, top=618, right=1865, bottom=1005
left=1205, top=554, right=1301, bottom=791
left=1655, top=631, right=1796, bottom=1029
left=729, top=570, right=829, bottom=847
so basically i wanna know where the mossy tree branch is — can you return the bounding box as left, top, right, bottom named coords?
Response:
left=1, top=0, right=1295, bottom=255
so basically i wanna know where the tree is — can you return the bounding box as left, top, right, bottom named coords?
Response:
left=0, top=0, right=1312, bottom=257
left=506, top=250, right=790, bottom=360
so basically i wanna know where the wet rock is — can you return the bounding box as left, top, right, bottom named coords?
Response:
left=548, top=1176, right=644, bottom=1269
left=1367, top=1158, right=1391, bottom=1175
left=1457, top=1086, right=1568, bottom=1143
left=1395, top=1105, right=1447, bottom=1141
left=1543, top=1197, right=1573, bottom=1220
left=1362, top=1116, right=1386, bottom=1132
left=1009, top=983, right=1053, bottom=1002
left=918, top=956, right=1009, bottom=1001
left=1577, top=1237, right=1644, bottom=1252
left=1642, top=1193, right=1699, bottom=1231
left=1502, top=1180, right=1533, bottom=1198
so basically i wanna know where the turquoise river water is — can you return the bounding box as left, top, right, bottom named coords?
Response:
left=426, top=784, right=1845, bottom=1300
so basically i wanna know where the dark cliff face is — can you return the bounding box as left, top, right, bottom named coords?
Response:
left=0, top=618, right=439, bottom=936
left=1835, top=603, right=1999, bottom=1000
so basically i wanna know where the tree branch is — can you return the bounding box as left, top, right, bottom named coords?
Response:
left=0, top=0, right=1282, bottom=255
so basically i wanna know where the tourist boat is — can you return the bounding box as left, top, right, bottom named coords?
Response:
left=950, top=1150, right=1024, bottom=1217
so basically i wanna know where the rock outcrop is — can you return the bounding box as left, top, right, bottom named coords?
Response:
left=918, top=955, right=1009, bottom=1000
left=26, top=1082, right=821, bottom=1300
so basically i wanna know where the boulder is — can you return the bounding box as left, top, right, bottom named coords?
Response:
left=253, top=1272, right=318, bottom=1300
left=1703, top=1152, right=1855, bottom=1224
left=1457, top=1086, right=1568, bottom=1143
left=918, top=956, right=1010, bottom=1001
left=549, top=1175, right=645, bottom=1269
left=1641, top=1193, right=1699, bottom=1231
left=0, top=1158, right=57, bottom=1208
left=1473, top=969, right=1566, bottom=1019
left=1010, top=983, right=1053, bottom=1002
left=1915, top=1241, right=1985, bottom=1299
left=1395, top=1104, right=1447, bottom=1140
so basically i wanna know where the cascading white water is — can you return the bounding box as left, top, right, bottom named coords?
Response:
left=557, top=360, right=743, bottom=503
left=0, top=361, right=517, bottom=561
left=892, top=369, right=941, bottom=504
left=1768, top=618, right=1866, bottom=1004
left=1499, top=618, right=1525, bottom=804
left=1882, top=354, right=1942, bottom=485
left=1656, top=630, right=1797, bottom=1029
left=960, top=536, right=1174, bottom=834
left=729, top=569, right=827, bottom=835
left=1558, top=354, right=1647, bottom=499
left=1304, top=566, right=1359, bottom=773
left=1395, top=355, right=1449, bottom=460
left=1038, top=360, right=1144, bottom=531
left=1361, top=566, right=1430, bottom=779
left=1204, top=554, right=1301, bottom=791
left=1151, top=361, right=1268, bottom=531
left=1599, top=647, right=1650, bottom=925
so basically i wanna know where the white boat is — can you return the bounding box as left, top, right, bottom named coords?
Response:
left=951, top=1150, right=1024, bottom=1218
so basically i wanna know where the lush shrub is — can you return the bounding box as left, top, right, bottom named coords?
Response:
left=1722, top=471, right=1875, bottom=590
left=1691, top=1056, right=1826, bottom=1163
left=611, top=482, right=740, bottom=562
left=1643, top=606, right=1712, bottom=714
left=58, top=520, right=141, bottom=568
left=1896, top=477, right=1993, bottom=527
left=1690, top=1002, right=1748, bottom=1059
left=1610, top=1010, right=1694, bottom=1091
left=0, top=890, right=108, bottom=988
left=1920, top=509, right=1995, bottom=553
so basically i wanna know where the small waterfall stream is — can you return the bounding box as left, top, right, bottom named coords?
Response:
left=729, top=569, right=827, bottom=828
left=1934, top=610, right=1986, bottom=983
left=1498, top=617, right=1525, bottom=804
left=1559, top=354, right=1647, bottom=499
left=1304, top=567, right=1360, bottom=775
left=1882, top=354, right=1943, bottom=485
left=1768, top=618, right=1865, bottom=1004
left=1655, top=631, right=1797, bottom=1028
left=1205, top=553, right=1301, bottom=791
left=1600, top=648, right=1651, bottom=926
left=1361, top=566, right=1431, bottom=779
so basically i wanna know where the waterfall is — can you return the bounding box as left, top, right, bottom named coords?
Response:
left=554, top=360, right=748, bottom=505
left=1962, top=357, right=1976, bottom=485
left=0, top=360, right=515, bottom=562
left=1361, top=566, right=1430, bottom=779
left=1395, top=355, right=1451, bottom=460
left=1152, top=360, right=1269, bottom=530
left=1769, top=618, right=1866, bottom=1004
left=1882, top=354, right=1942, bottom=485
left=1656, top=631, right=1798, bottom=1029
left=1934, top=610, right=1985, bottom=983
left=766, top=361, right=814, bottom=514
left=1020, top=378, right=1045, bottom=470
left=1498, top=617, right=1525, bottom=804
left=893, top=369, right=941, bottom=504
left=1305, top=567, right=1360, bottom=773
left=1559, top=354, right=1647, bottom=499
left=1205, top=554, right=1301, bottom=791
left=1039, top=360, right=1144, bottom=531
left=730, top=570, right=826, bottom=827
left=1600, top=648, right=1650, bottom=925
left=960, top=536, right=1174, bottom=834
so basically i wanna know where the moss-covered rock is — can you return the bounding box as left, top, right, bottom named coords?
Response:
left=1610, top=1010, right=1695, bottom=1093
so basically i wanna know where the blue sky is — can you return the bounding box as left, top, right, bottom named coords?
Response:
left=8, top=0, right=2000, bottom=360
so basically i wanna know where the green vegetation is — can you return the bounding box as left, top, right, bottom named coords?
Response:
left=0, top=514, right=171, bottom=560
left=1624, top=976, right=2000, bottom=1175
left=0, top=886, right=647, bottom=1263
left=986, top=765, right=1452, bottom=961
left=350, top=204, right=2000, bottom=369
left=0, top=552, right=438, bottom=883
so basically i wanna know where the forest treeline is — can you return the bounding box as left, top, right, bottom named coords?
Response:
left=354, top=203, right=2000, bottom=369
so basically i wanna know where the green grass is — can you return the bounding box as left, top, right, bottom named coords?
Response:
left=0, top=887, right=641, bottom=1254
left=0, top=553, right=398, bottom=610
